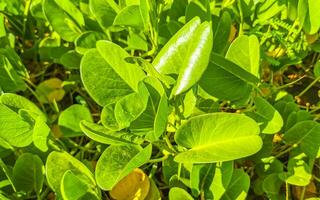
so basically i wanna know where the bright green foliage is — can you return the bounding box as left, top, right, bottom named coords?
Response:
left=0, top=0, right=320, bottom=199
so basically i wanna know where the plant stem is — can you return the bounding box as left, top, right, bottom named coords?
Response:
left=148, top=154, right=169, bottom=163
left=297, top=76, right=320, bottom=97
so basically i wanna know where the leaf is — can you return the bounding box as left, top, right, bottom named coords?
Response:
left=221, top=169, right=250, bottom=200
left=145, top=179, right=161, bottom=200
left=46, top=151, right=96, bottom=194
left=58, top=104, right=93, bottom=137
left=172, top=21, right=213, bottom=95
left=60, top=50, right=82, bottom=69
left=174, top=113, right=262, bottom=163
left=298, top=0, right=320, bottom=34
left=152, top=17, right=201, bottom=75
left=80, top=49, right=133, bottom=106
left=33, top=117, right=50, bottom=152
left=80, top=120, right=143, bottom=145
left=43, top=0, right=82, bottom=41
left=89, top=0, right=118, bottom=31
left=226, top=35, right=260, bottom=78
left=211, top=12, right=232, bottom=54
left=12, top=153, right=44, bottom=194
left=152, top=17, right=213, bottom=95
left=246, top=97, right=283, bottom=134
left=109, top=168, right=150, bottom=200
left=211, top=53, right=260, bottom=84
left=61, top=170, right=100, bottom=200
left=279, top=153, right=312, bottom=186
left=199, top=60, right=253, bottom=105
left=96, top=41, right=146, bottom=92
left=185, top=0, right=210, bottom=22
left=95, top=144, right=152, bottom=190
left=0, top=93, right=46, bottom=121
left=283, top=121, right=320, bottom=158
left=313, top=60, right=320, bottom=78
left=169, top=187, right=194, bottom=200
left=113, top=5, right=144, bottom=28
left=0, top=55, right=26, bottom=93
left=262, top=173, right=284, bottom=199
left=209, top=161, right=234, bottom=200
left=75, top=31, right=106, bottom=54
left=0, top=103, right=33, bottom=147
left=35, top=78, right=65, bottom=103
left=54, top=0, right=85, bottom=27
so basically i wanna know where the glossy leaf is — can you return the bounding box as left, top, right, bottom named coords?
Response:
left=95, top=144, right=152, bottom=190
left=169, top=187, right=194, bottom=200
left=113, top=5, right=144, bottom=28
left=174, top=113, right=262, bottom=163
left=89, top=0, right=118, bottom=31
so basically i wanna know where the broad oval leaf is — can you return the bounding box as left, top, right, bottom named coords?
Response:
left=221, top=169, right=250, bottom=200
left=95, top=144, right=152, bottom=190
left=226, top=35, right=260, bottom=78
left=96, top=41, right=146, bottom=92
left=12, top=153, right=44, bottom=194
left=174, top=113, right=262, bottom=163
left=80, top=49, right=133, bottom=106
left=113, top=5, right=144, bottom=28
left=109, top=168, right=150, bottom=200
left=89, top=0, right=118, bottom=31
left=46, top=151, right=96, bottom=194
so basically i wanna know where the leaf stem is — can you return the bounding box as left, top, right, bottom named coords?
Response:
left=297, top=76, right=320, bottom=97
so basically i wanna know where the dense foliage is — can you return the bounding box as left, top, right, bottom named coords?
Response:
left=1, top=0, right=320, bottom=199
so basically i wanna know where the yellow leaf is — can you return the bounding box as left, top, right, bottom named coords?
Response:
left=109, top=168, right=150, bottom=200
left=36, top=78, right=65, bottom=103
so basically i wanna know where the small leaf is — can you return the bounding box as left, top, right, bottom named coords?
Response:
left=169, top=187, right=194, bottom=200
left=35, top=78, right=65, bottom=103
left=109, top=168, right=150, bottom=200
left=174, top=113, right=262, bottom=163
left=33, top=117, right=50, bottom=152
left=226, top=35, right=260, bottom=78
left=58, top=104, right=93, bottom=137
left=113, top=5, right=144, bottom=28
left=95, top=144, right=152, bottom=190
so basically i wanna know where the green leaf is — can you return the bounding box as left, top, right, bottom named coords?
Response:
left=58, top=104, right=93, bottom=137
left=80, top=120, right=143, bottom=145
left=298, top=0, right=320, bottom=34
left=153, top=17, right=213, bottom=95
left=279, top=153, right=312, bottom=186
left=75, top=31, right=106, bottom=54
left=283, top=121, right=320, bottom=158
left=96, top=40, right=146, bottom=92
left=113, top=5, right=144, bottom=28
left=199, top=59, right=253, bottom=104
left=0, top=103, right=33, bottom=147
left=0, top=55, right=26, bottom=93
left=209, top=161, right=234, bottom=200
left=12, top=153, right=44, bottom=194
left=89, top=0, right=118, bottom=30
left=54, top=0, right=85, bottom=27
left=95, top=144, right=152, bottom=190
left=80, top=49, right=133, bottom=106
left=174, top=113, right=262, bottom=163
left=247, top=97, right=283, bottom=134
left=226, top=35, right=260, bottom=78
left=211, top=53, right=260, bottom=84
left=221, top=169, right=250, bottom=200
left=211, top=12, right=232, bottom=54
left=153, top=17, right=201, bottom=75
left=169, top=187, right=194, bottom=200
left=60, top=50, right=82, bottom=69
left=262, top=173, right=284, bottom=199
left=172, top=21, right=213, bottom=95
left=0, top=93, right=46, bottom=121
left=313, top=60, right=320, bottom=78
left=46, top=151, right=96, bottom=194
left=33, top=117, right=50, bottom=152
left=61, top=170, right=100, bottom=200
left=43, top=0, right=82, bottom=41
